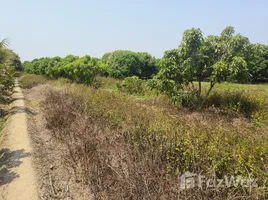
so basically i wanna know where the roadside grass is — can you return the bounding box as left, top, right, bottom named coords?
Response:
left=202, top=81, right=268, bottom=93
left=0, top=118, right=4, bottom=138
left=94, top=76, right=119, bottom=90
left=19, top=74, right=48, bottom=89
left=22, top=74, right=268, bottom=199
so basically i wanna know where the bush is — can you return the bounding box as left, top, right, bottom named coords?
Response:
left=0, top=65, right=15, bottom=103
left=117, top=76, right=146, bottom=95
left=42, top=89, right=179, bottom=199
left=40, top=81, right=268, bottom=199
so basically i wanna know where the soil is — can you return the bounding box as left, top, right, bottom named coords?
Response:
left=0, top=79, right=38, bottom=200
left=0, top=81, right=92, bottom=200
left=23, top=84, right=92, bottom=200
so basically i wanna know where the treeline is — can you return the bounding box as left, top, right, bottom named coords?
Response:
left=22, top=26, right=268, bottom=84
left=23, top=55, right=106, bottom=84
left=23, top=51, right=159, bottom=84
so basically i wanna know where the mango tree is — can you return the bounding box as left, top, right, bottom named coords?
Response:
left=152, top=26, right=251, bottom=109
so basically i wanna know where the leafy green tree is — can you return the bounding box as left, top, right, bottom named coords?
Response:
left=0, top=38, right=17, bottom=102
left=63, top=55, right=105, bottom=84
left=102, top=50, right=158, bottom=79
left=102, top=50, right=139, bottom=78
left=246, top=44, right=268, bottom=82
left=23, top=55, right=107, bottom=85
left=137, top=52, right=158, bottom=79
left=152, top=26, right=251, bottom=109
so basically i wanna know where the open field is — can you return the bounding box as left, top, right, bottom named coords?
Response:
left=18, top=74, right=268, bottom=199
left=2, top=3, right=268, bottom=199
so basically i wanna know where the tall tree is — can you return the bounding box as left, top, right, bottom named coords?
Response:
left=152, top=26, right=251, bottom=109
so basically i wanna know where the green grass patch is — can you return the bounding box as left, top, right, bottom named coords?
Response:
left=19, top=74, right=48, bottom=88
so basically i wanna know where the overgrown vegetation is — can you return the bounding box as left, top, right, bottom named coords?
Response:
left=150, top=27, right=253, bottom=109
left=22, top=26, right=268, bottom=111
left=19, top=25, right=268, bottom=199
left=102, top=50, right=159, bottom=79
left=19, top=74, right=47, bottom=89
left=37, top=77, right=267, bottom=199
left=116, top=76, right=147, bottom=95
left=0, top=38, right=20, bottom=103
left=22, top=50, right=159, bottom=86
left=0, top=38, right=21, bottom=140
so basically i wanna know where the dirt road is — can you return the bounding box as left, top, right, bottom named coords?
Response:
left=0, top=79, right=38, bottom=200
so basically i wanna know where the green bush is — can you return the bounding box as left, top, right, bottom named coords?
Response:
left=117, top=76, right=146, bottom=95
left=0, top=65, right=15, bottom=103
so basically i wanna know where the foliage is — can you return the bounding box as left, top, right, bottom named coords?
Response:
left=102, top=50, right=159, bottom=79
left=19, top=74, right=47, bottom=89
left=205, top=90, right=264, bottom=116
left=117, top=76, right=146, bottom=95
left=36, top=76, right=268, bottom=199
left=246, top=43, right=268, bottom=82
left=151, top=26, right=253, bottom=109
left=0, top=38, right=19, bottom=103
left=22, top=55, right=107, bottom=85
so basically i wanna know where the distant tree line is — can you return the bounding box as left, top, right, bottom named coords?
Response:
left=23, top=55, right=107, bottom=84
left=22, top=51, right=159, bottom=84
left=22, top=26, right=268, bottom=85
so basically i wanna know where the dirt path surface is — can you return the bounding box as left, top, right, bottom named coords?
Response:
left=0, top=79, right=38, bottom=200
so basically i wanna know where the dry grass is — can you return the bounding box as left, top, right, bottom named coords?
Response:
left=19, top=74, right=47, bottom=89
left=42, top=87, right=267, bottom=199
left=22, top=74, right=268, bottom=199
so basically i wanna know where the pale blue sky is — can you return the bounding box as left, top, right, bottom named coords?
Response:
left=1, top=0, right=268, bottom=61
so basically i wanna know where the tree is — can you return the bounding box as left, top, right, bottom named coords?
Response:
left=102, top=50, right=159, bottom=79
left=136, top=52, right=159, bottom=79
left=245, top=44, right=268, bottom=82
left=9, top=52, right=22, bottom=71
left=0, top=38, right=16, bottom=102
left=22, top=55, right=107, bottom=85
left=152, top=26, right=251, bottom=109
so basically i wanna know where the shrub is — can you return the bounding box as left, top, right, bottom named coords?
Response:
left=40, top=82, right=268, bottom=199
left=117, top=76, right=146, bottom=95
left=0, top=65, right=15, bottom=103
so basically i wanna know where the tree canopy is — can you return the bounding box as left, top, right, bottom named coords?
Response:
left=101, top=50, right=159, bottom=79
left=150, top=26, right=260, bottom=108
left=0, top=38, right=20, bottom=102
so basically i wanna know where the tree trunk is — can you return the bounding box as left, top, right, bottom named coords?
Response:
left=199, top=82, right=215, bottom=109
left=198, top=81, right=202, bottom=101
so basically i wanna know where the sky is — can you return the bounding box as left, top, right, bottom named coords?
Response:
left=1, top=0, right=268, bottom=61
